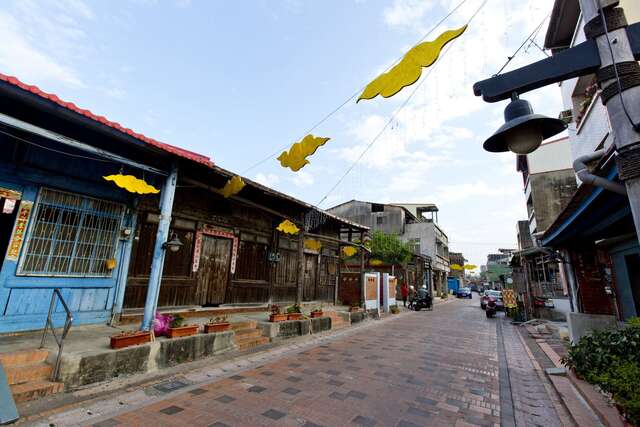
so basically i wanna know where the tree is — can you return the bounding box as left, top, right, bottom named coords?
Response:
left=369, top=231, right=414, bottom=266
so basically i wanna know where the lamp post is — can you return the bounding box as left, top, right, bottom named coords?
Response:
left=473, top=0, right=640, bottom=245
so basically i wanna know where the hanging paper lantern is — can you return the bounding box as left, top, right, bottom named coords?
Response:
left=218, top=175, right=245, bottom=198
left=103, top=174, right=160, bottom=194
left=278, top=134, right=330, bottom=172
left=304, top=239, right=322, bottom=252
left=450, top=264, right=464, bottom=271
left=358, top=25, right=467, bottom=102
left=464, top=264, right=478, bottom=270
left=276, top=219, right=300, bottom=235
left=342, top=246, right=358, bottom=257
left=370, top=258, right=383, bottom=266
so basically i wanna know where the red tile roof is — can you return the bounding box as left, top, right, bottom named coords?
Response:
left=0, top=73, right=213, bottom=166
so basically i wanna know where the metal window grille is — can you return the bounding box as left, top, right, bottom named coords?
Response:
left=18, top=188, right=124, bottom=277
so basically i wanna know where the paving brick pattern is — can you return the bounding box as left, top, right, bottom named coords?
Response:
left=36, top=299, right=566, bottom=427
left=499, top=320, right=563, bottom=427
left=76, top=300, right=503, bottom=426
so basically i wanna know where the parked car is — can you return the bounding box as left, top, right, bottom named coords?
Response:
left=480, top=290, right=504, bottom=310
left=456, top=287, right=472, bottom=299
left=470, top=284, right=479, bottom=293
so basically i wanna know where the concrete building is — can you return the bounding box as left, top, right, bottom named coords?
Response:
left=516, top=137, right=578, bottom=239
left=485, top=249, right=515, bottom=289
left=328, top=200, right=450, bottom=296
left=541, top=0, right=640, bottom=333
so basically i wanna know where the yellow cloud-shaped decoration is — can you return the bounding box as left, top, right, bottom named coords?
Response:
left=358, top=25, right=467, bottom=102
left=276, top=219, right=300, bottom=235
left=103, top=174, right=160, bottom=194
left=450, top=264, right=464, bottom=271
left=218, top=176, right=245, bottom=198
left=370, top=258, right=383, bottom=266
left=464, top=264, right=478, bottom=270
left=304, top=239, right=322, bottom=252
left=342, top=246, right=358, bottom=257
left=278, top=134, right=330, bottom=172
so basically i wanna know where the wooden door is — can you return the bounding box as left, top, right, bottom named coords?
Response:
left=303, top=254, right=317, bottom=301
left=196, top=235, right=232, bottom=306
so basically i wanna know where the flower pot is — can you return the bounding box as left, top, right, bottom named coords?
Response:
left=203, top=322, right=231, bottom=333
left=269, top=313, right=288, bottom=322
left=310, top=311, right=323, bottom=318
left=167, top=325, right=199, bottom=338
left=287, top=313, right=303, bottom=320
left=349, top=307, right=361, bottom=313
left=110, top=331, right=151, bottom=349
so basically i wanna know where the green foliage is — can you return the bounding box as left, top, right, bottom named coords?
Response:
left=170, top=314, right=184, bottom=328
left=390, top=305, right=400, bottom=314
left=562, top=322, right=640, bottom=425
left=369, top=231, right=413, bottom=266
left=286, top=304, right=301, bottom=314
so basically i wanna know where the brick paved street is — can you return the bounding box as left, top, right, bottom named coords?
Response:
left=40, top=298, right=569, bottom=427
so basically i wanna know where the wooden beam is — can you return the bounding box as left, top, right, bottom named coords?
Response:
left=181, top=177, right=301, bottom=225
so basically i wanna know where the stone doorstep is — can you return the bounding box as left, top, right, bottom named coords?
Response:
left=10, top=380, right=65, bottom=403
left=116, top=306, right=269, bottom=325
left=0, top=348, right=48, bottom=366
left=4, top=362, right=53, bottom=385
left=232, top=328, right=262, bottom=340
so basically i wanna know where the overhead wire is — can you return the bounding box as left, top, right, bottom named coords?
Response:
left=316, top=0, right=489, bottom=207
left=241, top=0, right=472, bottom=175
left=493, top=13, right=550, bottom=76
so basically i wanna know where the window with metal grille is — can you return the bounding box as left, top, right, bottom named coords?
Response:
left=18, top=188, right=124, bottom=277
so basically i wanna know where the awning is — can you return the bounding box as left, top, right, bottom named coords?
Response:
left=542, top=166, right=631, bottom=247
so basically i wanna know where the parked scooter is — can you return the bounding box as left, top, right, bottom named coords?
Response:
left=485, top=297, right=497, bottom=318
left=408, top=293, right=433, bottom=311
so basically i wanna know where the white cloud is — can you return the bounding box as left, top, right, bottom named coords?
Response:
left=291, top=170, right=315, bottom=188
left=0, top=11, right=85, bottom=88
left=383, top=0, right=438, bottom=33
left=254, top=172, right=281, bottom=187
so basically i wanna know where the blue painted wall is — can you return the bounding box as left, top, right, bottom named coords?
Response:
left=447, top=277, right=460, bottom=294
left=0, top=150, right=138, bottom=333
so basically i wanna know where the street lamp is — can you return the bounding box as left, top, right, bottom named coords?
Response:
left=162, top=232, right=183, bottom=253
left=483, top=93, right=567, bottom=154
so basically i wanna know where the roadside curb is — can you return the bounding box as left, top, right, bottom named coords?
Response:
left=518, top=325, right=627, bottom=427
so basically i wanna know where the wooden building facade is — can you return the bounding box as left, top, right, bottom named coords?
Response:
left=124, top=172, right=366, bottom=310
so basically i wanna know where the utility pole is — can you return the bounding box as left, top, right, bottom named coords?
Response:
left=578, top=0, right=640, bottom=245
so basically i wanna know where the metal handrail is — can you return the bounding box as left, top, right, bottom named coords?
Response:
left=40, top=289, right=73, bottom=381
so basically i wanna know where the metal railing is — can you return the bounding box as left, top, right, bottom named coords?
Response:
left=40, top=289, right=73, bottom=381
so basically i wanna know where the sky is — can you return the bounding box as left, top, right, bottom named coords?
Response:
left=0, top=0, right=564, bottom=268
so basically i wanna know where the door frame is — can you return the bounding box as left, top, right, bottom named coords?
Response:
left=192, top=225, right=238, bottom=274
left=609, top=240, right=640, bottom=320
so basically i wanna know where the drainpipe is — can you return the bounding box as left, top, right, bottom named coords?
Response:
left=141, top=165, right=178, bottom=331
left=573, top=149, right=627, bottom=195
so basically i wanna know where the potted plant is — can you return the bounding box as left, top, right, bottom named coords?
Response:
left=166, top=314, right=199, bottom=338
left=310, top=305, right=323, bottom=318
left=269, top=304, right=287, bottom=322
left=286, top=304, right=303, bottom=320
left=204, top=316, right=231, bottom=333
left=390, top=305, right=400, bottom=314
left=349, top=303, right=361, bottom=313
left=110, top=330, right=152, bottom=349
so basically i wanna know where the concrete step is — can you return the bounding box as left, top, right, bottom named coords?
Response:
left=0, top=349, right=49, bottom=367
left=233, top=328, right=262, bottom=340
left=235, top=336, right=269, bottom=352
left=4, top=362, right=52, bottom=385
left=10, top=380, right=64, bottom=403
left=230, top=321, right=257, bottom=331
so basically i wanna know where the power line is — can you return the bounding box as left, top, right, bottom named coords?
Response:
left=494, top=13, right=550, bottom=76
left=241, top=0, right=472, bottom=175
left=0, top=128, right=117, bottom=164
left=316, top=0, right=488, bottom=207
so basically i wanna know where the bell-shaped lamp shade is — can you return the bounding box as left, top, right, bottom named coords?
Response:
left=504, top=123, right=543, bottom=154
left=483, top=94, right=566, bottom=154
left=163, top=233, right=183, bottom=253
